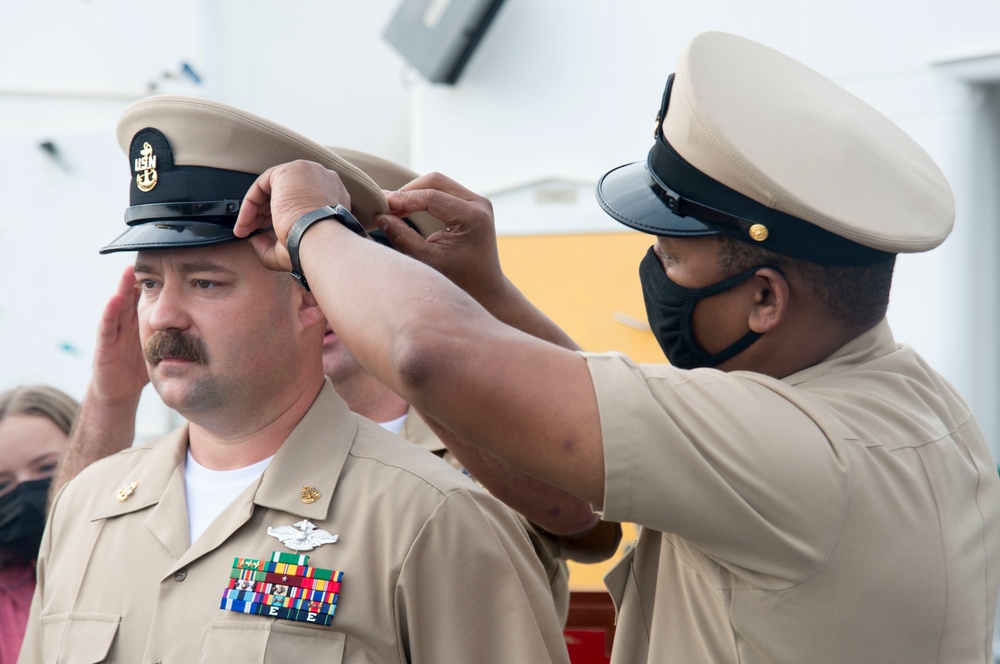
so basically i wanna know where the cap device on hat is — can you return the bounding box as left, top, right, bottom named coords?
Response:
left=596, top=32, right=955, bottom=265
left=101, top=95, right=387, bottom=254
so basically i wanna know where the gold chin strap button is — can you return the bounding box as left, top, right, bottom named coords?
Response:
left=748, top=224, right=769, bottom=242
left=300, top=486, right=321, bottom=504
left=116, top=481, right=138, bottom=502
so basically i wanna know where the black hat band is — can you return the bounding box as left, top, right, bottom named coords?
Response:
left=128, top=166, right=258, bottom=207
left=647, top=130, right=892, bottom=266
left=645, top=74, right=894, bottom=266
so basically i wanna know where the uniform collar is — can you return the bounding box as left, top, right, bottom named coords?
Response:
left=251, top=380, right=355, bottom=520
left=782, top=318, right=897, bottom=386
left=89, top=380, right=356, bottom=523
left=90, top=425, right=188, bottom=521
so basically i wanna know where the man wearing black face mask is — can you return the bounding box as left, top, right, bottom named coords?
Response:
left=229, top=31, right=1000, bottom=664
left=637, top=252, right=781, bottom=369
left=0, top=385, right=77, bottom=664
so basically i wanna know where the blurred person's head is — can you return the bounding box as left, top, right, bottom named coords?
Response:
left=0, top=385, right=79, bottom=563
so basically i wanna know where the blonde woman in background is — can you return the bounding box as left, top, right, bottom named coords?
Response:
left=0, top=386, right=77, bottom=664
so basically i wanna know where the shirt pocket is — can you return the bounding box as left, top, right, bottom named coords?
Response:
left=198, top=619, right=346, bottom=664
left=40, top=612, right=120, bottom=664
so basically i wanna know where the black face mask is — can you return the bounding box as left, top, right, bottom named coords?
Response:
left=0, top=477, right=51, bottom=561
left=639, top=246, right=773, bottom=369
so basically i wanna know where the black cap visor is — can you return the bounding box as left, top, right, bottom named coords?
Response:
left=596, top=160, right=717, bottom=238
left=99, top=200, right=269, bottom=254
left=101, top=220, right=240, bottom=254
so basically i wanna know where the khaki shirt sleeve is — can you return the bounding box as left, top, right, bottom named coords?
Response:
left=396, top=488, right=570, bottom=663
left=584, top=352, right=850, bottom=583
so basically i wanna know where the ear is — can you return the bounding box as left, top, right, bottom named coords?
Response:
left=747, top=267, right=788, bottom=334
left=295, top=288, right=327, bottom=331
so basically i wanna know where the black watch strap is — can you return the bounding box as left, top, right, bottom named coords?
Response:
left=286, top=205, right=367, bottom=291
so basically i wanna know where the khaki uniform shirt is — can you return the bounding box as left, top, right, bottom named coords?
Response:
left=586, top=320, right=1000, bottom=663
left=403, top=408, right=571, bottom=625
left=19, top=383, right=570, bottom=664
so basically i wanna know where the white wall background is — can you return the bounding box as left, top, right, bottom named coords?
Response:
left=2, top=0, right=999, bottom=456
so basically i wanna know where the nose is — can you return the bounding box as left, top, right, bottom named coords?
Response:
left=144, top=281, right=192, bottom=333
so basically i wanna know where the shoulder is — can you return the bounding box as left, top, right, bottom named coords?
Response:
left=53, top=428, right=184, bottom=520
left=582, top=350, right=824, bottom=437
left=345, top=417, right=481, bottom=497
left=66, top=429, right=180, bottom=487
left=341, top=419, right=533, bottom=546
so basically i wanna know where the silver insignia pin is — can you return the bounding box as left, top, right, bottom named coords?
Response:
left=267, top=519, right=339, bottom=552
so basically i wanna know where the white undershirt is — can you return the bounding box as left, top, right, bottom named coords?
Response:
left=184, top=450, right=273, bottom=544
left=379, top=413, right=408, bottom=434
left=183, top=413, right=406, bottom=545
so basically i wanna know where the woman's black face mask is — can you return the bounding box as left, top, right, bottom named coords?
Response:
left=0, top=477, right=51, bottom=561
left=638, top=246, right=774, bottom=369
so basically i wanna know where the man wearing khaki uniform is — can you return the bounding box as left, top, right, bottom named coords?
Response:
left=45, top=147, right=625, bottom=632
left=226, top=31, right=1000, bottom=663
left=18, top=97, right=570, bottom=663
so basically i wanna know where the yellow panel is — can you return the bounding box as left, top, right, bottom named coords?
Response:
left=497, top=233, right=664, bottom=363
left=496, top=233, right=662, bottom=591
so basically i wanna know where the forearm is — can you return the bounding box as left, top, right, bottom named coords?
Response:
left=420, top=412, right=598, bottom=535
left=234, top=163, right=607, bottom=505
left=50, top=264, right=148, bottom=507
left=429, top=416, right=621, bottom=562
left=300, top=220, right=607, bottom=505
left=300, top=222, right=490, bottom=398
left=479, top=276, right=581, bottom=351
left=50, top=388, right=139, bottom=503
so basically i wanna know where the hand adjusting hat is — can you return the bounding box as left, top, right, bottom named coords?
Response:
left=329, top=146, right=447, bottom=243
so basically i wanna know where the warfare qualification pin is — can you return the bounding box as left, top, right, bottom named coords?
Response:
left=115, top=480, right=138, bottom=502
left=267, top=519, right=338, bottom=552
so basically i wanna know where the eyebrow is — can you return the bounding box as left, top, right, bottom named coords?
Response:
left=134, top=261, right=238, bottom=276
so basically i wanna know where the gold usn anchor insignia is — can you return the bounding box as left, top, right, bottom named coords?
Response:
left=135, top=142, right=158, bottom=192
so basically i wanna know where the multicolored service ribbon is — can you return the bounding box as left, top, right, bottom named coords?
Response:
left=220, top=551, right=343, bottom=626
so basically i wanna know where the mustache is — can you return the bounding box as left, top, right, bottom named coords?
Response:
left=143, top=332, right=208, bottom=365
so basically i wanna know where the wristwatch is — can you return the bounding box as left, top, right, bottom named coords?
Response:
left=286, top=205, right=367, bottom=291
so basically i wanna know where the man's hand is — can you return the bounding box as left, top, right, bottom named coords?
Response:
left=50, top=266, right=148, bottom=502
left=375, top=172, right=507, bottom=307
left=91, top=265, right=149, bottom=406
left=378, top=172, right=581, bottom=351
left=234, top=160, right=352, bottom=271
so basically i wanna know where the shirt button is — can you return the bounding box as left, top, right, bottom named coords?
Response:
left=173, top=569, right=187, bottom=582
